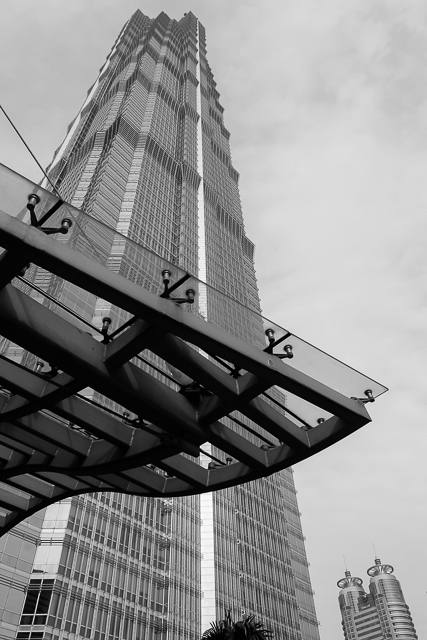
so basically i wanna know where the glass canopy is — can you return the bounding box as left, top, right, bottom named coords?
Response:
left=0, top=162, right=387, bottom=404
left=0, top=161, right=388, bottom=531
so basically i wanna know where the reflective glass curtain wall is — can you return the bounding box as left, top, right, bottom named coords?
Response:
left=4, top=11, right=319, bottom=640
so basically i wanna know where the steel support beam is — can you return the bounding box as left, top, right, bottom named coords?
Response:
left=0, top=208, right=382, bottom=535
left=0, top=284, right=205, bottom=453
left=0, top=359, right=135, bottom=447
left=0, top=212, right=372, bottom=424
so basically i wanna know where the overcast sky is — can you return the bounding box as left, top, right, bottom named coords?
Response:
left=1, top=1, right=426, bottom=637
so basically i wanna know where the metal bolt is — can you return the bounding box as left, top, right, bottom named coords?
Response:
left=265, top=328, right=275, bottom=345
left=27, top=194, right=40, bottom=208
left=186, top=288, right=195, bottom=304
left=364, top=389, right=375, bottom=403
left=101, top=316, right=112, bottom=336
left=162, top=269, right=171, bottom=285
left=60, top=218, right=73, bottom=234
left=283, top=344, right=294, bottom=359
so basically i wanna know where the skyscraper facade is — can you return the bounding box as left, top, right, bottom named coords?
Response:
left=1, top=10, right=319, bottom=640
left=337, top=559, right=418, bottom=640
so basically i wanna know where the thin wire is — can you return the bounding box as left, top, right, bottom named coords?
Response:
left=0, top=351, right=164, bottom=441
left=262, top=390, right=312, bottom=429
left=0, top=104, right=291, bottom=357
left=1, top=104, right=52, bottom=181
left=0, top=106, right=306, bottom=404
left=0, top=103, right=104, bottom=262
left=109, top=315, right=138, bottom=339
left=0, top=106, right=283, bottom=355
left=74, top=393, right=128, bottom=420
left=16, top=275, right=103, bottom=335
left=205, top=352, right=235, bottom=373
left=226, top=413, right=274, bottom=446
left=74, top=393, right=162, bottom=437
left=199, top=448, right=226, bottom=465
left=135, top=354, right=182, bottom=387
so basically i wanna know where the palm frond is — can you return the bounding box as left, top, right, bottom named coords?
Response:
left=202, top=612, right=273, bottom=640
left=202, top=611, right=234, bottom=640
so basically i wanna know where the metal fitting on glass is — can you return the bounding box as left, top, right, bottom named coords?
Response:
left=265, top=328, right=275, bottom=344
left=160, top=269, right=195, bottom=304
left=282, top=344, right=294, bottom=359
left=101, top=316, right=112, bottom=342
left=35, top=361, right=44, bottom=373
left=167, top=288, right=197, bottom=305
left=60, top=218, right=73, bottom=234
left=162, top=269, right=171, bottom=286
left=185, top=288, right=195, bottom=304
left=45, top=363, right=59, bottom=378
left=364, top=389, right=375, bottom=403
left=27, top=194, right=41, bottom=209
left=27, top=194, right=41, bottom=227
left=265, top=328, right=275, bottom=353
left=162, top=269, right=171, bottom=282
left=352, top=389, right=376, bottom=404
left=26, top=195, right=73, bottom=236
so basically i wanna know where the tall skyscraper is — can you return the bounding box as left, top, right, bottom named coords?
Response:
left=337, top=559, right=418, bottom=640
left=0, top=10, right=320, bottom=640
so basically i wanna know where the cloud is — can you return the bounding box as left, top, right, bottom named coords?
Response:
left=1, top=1, right=426, bottom=636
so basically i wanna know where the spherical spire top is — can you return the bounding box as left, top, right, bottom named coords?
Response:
left=367, top=558, right=394, bottom=577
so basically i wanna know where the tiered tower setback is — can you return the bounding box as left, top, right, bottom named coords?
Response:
left=0, top=10, right=320, bottom=640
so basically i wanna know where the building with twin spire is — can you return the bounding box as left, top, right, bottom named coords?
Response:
left=337, top=558, right=418, bottom=640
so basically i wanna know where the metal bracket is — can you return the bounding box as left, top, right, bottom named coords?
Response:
left=161, top=270, right=195, bottom=305
left=27, top=194, right=72, bottom=236
left=0, top=200, right=385, bottom=535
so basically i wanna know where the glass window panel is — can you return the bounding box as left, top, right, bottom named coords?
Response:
left=36, top=589, right=52, bottom=614
left=22, top=591, right=38, bottom=614
left=4, top=535, right=22, bottom=556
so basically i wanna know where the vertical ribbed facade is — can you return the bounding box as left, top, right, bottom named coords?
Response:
left=337, top=560, right=418, bottom=639
left=3, top=10, right=319, bottom=640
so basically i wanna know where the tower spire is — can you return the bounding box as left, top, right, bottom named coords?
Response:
left=338, top=559, right=418, bottom=639
left=337, top=571, right=364, bottom=589
left=367, top=559, right=394, bottom=576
